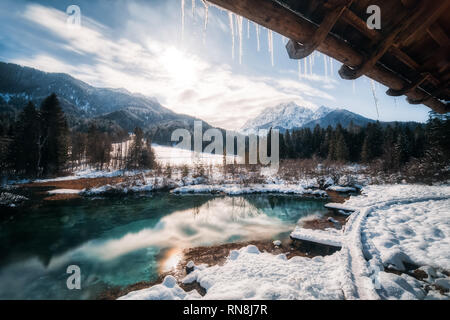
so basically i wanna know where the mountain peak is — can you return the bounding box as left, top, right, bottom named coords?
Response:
left=241, top=102, right=334, bottom=134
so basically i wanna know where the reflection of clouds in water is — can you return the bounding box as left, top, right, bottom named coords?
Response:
left=62, top=197, right=291, bottom=261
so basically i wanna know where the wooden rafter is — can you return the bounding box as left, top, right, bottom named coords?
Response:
left=386, top=73, right=431, bottom=97
left=286, top=0, right=353, bottom=60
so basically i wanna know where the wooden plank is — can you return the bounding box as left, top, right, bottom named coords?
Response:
left=286, top=0, right=353, bottom=59
left=206, top=0, right=449, bottom=113
left=386, top=73, right=431, bottom=96
left=427, top=23, right=450, bottom=47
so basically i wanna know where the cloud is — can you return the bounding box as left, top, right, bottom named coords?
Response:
left=11, top=2, right=336, bottom=130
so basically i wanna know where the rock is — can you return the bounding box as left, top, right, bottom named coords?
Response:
left=186, top=261, right=195, bottom=274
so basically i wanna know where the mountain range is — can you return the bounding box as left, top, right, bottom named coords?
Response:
left=241, top=102, right=419, bottom=134
left=0, top=62, right=208, bottom=143
left=1, top=62, right=418, bottom=143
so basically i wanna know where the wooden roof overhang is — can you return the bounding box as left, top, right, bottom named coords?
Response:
left=207, top=0, right=450, bottom=114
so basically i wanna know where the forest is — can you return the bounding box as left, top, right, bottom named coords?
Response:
left=0, top=93, right=156, bottom=178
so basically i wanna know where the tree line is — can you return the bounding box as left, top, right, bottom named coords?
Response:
left=0, top=93, right=156, bottom=178
left=276, top=113, right=449, bottom=171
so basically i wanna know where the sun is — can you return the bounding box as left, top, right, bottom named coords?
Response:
left=161, top=47, right=198, bottom=85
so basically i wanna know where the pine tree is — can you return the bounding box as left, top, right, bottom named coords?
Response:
left=40, top=93, right=69, bottom=176
left=127, top=127, right=155, bottom=169
left=9, top=102, right=40, bottom=176
left=335, top=131, right=349, bottom=162
left=361, top=136, right=371, bottom=163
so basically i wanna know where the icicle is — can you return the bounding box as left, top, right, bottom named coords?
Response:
left=309, top=55, right=312, bottom=75
left=228, top=12, right=235, bottom=60
left=192, top=0, right=195, bottom=17
left=203, top=1, right=209, bottom=44
left=330, top=56, right=334, bottom=76
left=298, top=60, right=302, bottom=79
left=304, top=59, right=308, bottom=77
left=255, top=23, right=260, bottom=52
left=237, top=15, right=244, bottom=64
left=247, top=19, right=250, bottom=39
left=324, top=54, right=328, bottom=79
left=181, top=0, right=185, bottom=40
left=370, top=79, right=380, bottom=119
left=268, top=29, right=274, bottom=66
left=281, top=35, right=286, bottom=45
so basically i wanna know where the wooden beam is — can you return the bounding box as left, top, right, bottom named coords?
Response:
left=400, top=1, right=450, bottom=47
left=205, top=0, right=448, bottom=113
left=286, top=0, right=353, bottom=60
left=338, top=0, right=429, bottom=80
left=427, top=23, right=449, bottom=47
left=386, top=73, right=431, bottom=96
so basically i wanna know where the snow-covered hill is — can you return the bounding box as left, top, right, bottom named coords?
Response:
left=241, top=102, right=334, bottom=134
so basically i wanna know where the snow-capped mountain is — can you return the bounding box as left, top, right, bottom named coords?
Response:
left=241, top=102, right=334, bottom=134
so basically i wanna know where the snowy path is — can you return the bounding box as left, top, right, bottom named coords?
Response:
left=342, top=185, right=450, bottom=300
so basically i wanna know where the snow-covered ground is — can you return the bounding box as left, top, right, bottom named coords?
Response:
left=119, top=184, right=450, bottom=300
left=152, top=144, right=239, bottom=167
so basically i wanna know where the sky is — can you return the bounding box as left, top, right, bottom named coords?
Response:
left=0, top=0, right=432, bottom=130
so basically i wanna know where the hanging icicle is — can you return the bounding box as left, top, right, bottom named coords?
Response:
left=268, top=29, right=274, bottom=66
left=370, top=79, right=380, bottom=119
left=203, top=1, right=209, bottom=44
left=298, top=60, right=302, bottom=80
left=237, top=15, right=244, bottom=64
left=255, top=23, right=260, bottom=52
left=304, top=58, right=307, bottom=77
left=228, top=12, right=235, bottom=60
left=324, top=54, right=328, bottom=79
left=309, top=55, right=313, bottom=75
left=330, top=56, right=334, bottom=76
left=192, top=0, right=196, bottom=17
left=181, top=0, right=185, bottom=40
left=247, top=19, right=250, bottom=39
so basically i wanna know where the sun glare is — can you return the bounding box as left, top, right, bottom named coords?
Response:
left=161, top=47, right=198, bottom=85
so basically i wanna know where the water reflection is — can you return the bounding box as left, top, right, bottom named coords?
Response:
left=0, top=194, right=328, bottom=299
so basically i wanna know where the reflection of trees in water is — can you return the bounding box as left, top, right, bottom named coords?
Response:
left=245, top=195, right=328, bottom=223
left=189, top=195, right=327, bottom=224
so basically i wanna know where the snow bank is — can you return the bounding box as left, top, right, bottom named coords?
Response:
left=118, top=275, right=202, bottom=300
left=362, top=198, right=450, bottom=271
left=324, top=203, right=356, bottom=214
left=47, top=189, right=81, bottom=195
left=180, top=245, right=345, bottom=300
left=172, top=184, right=328, bottom=197
left=290, top=227, right=342, bottom=247
left=326, top=185, right=356, bottom=193
left=33, top=169, right=130, bottom=183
